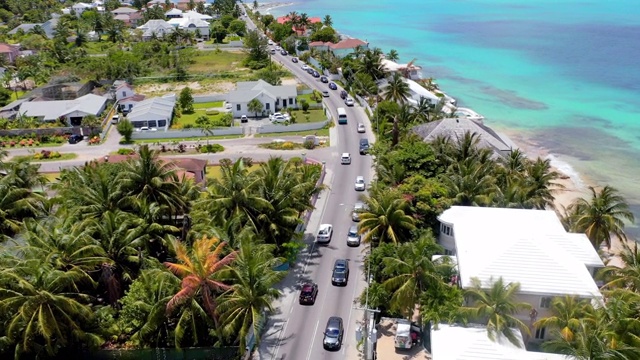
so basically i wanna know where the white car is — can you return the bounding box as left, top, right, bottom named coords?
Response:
left=240, top=115, right=248, bottom=123
left=347, top=225, right=361, bottom=247
left=224, top=101, right=232, bottom=110
left=357, top=123, right=366, bottom=133
left=269, top=112, right=290, bottom=120
left=341, top=153, right=351, bottom=165
left=268, top=39, right=274, bottom=45
left=301, top=64, right=310, bottom=71
left=136, top=127, right=157, bottom=132
left=352, top=202, right=365, bottom=221
left=271, top=115, right=288, bottom=123
left=317, top=224, right=333, bottom=243
left=345, top=98, right=355, bottom=107
left=275, top=46, right=281, bottom=51
left=355, top=176, right=366, bottom=191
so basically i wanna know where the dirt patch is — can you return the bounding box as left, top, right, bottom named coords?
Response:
left=136, top=81, right=236, bottom=97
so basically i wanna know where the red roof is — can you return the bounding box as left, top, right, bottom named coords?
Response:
left=309, top=41, right=329, bottom=47
left=0, top=43, right=18, bottom=54
left=331, top=38, right=367, bottom=50
left=276, top=16, right=322, bottom=25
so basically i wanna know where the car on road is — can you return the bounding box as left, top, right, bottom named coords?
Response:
left=341, top=152, right=351, bottom=165
left=292, top=57, right=299, bottom=63
left=299, top=283, right=318, bottom=305
left=347, top=225, right=361, bottom=247
left=240, top=115, right=248, bottom=123
left=359, top=138, right=370, bottom=154
left=355, top=176, right=366, bottom=191
left=322, top=90, right=330, bottom=97
left=280, top=50, right=288, bottom=56
left=345, top=97, right=355, bottom=106
left=312, top=71, right=320, bottom=78
left=357, top=122, right=366, bottom=133
left=68, top=134, right=83, bottom=144
left=352, top=202, right=365, bottom=221
left=275, top=46, right=281, bottom=51
left=270, top=48, right=276, bottom=54
left=320, top=76, right=328, bottom=83
left=268, top=39, right=273, bottom=45
left=331, top=259, right=349, bottom=286
left=316, top=224, right=333, bottom=243
left=328, top=82, right=337, bottom=90
left=323, top=316, right=344, bottom=350
left=306, top=68, right=314, bottom=75
left=111, top=114, right=120, bottom=124
left=301, top=64, right=310, bottom=70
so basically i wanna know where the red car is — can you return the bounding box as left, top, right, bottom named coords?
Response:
left=299, top=283, right=318, bottom=305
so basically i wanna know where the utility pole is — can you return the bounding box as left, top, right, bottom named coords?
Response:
left=353, top=242, right=381, bottom=360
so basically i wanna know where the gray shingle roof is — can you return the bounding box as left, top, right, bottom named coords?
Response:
left=126, top=96, right=175, bottom=122
left=228, top=80, right=296, bottom=103
left=412, top=118, right=512, bottom=155
left=18, top=94, right=107, bottom=121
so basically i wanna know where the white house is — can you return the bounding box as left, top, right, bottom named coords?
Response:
left=114, top=82, right=146, bottom=114
left=71, top=2, right=94, bottom=16
left=18, top=94, right=108, bottom=126
left=380, top=58, right=423, bottom=80
left=126, top=94, right=175, bottom=130
left=227, top=80, right=297, bottom=118
left=431, top=323, right=573, bottom=360
left=136, top=20, right=175, bottom=41
left=167, top=16, right=210, bottom=40
left=437, top=206, right=604, bottom=343
left=165, top=8, right=183, bottom=19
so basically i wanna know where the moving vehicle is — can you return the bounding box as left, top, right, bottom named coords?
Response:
left=355, top=176, right=366, bottom=191
left=68, top=134, right=83, bottom=144
left=312, top=71, right=320, bottom=78
left=322, top=90, right=330, bottom=97
left=280, top=49, right=288, bottom=56
left=345, top=97, right=355, bottom=106
left=357, top=123, right=366, bottom=133
left=299, top=283, right=318, bottom=305
left=331, top=259, right=349, bottom=286
left=306, top=68, right=315, bottom=75
left=317, top=224, right=333, bottom=243
left=359, top=138, right=370, bottom=154
left=268, top=39, right=274, bottom=45
left=320, top=76, right=328, bottom=83
left=292, top=57, right=299, bottom=63
left=341, top=153, right=351, bottom=165
left=340, top=90, right=348, bottom=99
left=347, top=225, right=361, bottom=247
left=337, top=107, right=347, bottom=125
left=301, top=64, right=310, bottom=70
left=240, top=115, right=248, bottom=123
left=323, top=317, right=344, bottom=350
left=270, top=48, right=276, bottom=54
left=111, top=114, right=120, bottom=124
left=329, top=82, right=338, bottom=90
left=352, top=202, right=365, bottom=221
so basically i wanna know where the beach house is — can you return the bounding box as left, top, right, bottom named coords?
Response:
left=0, top=43, right=20, bottom=64
left=437, top=206, right=604, bottom=344
left=125, top=94, right=175, bottom=131
left=227, top=80, right=297, bottom=118
left=308, top=38, right=369, bottom=58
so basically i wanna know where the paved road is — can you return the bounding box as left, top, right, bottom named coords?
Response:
left=248, top=15, right=374, bottom=360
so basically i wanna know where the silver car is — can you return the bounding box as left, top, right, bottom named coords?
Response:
left=347, top=225, right=361, bottom=247
left=354, top=176, right=365, bottom=191
left=352, top=202, right=365, bottom=221
left=357, top=123, right=366, bottom=133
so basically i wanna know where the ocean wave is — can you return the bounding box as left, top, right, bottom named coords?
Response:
left=546, top=154, right=585, bottom=189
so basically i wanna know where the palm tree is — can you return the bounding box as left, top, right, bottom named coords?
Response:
left=534, top=296, right=593, bottom=341
left=565, top=186, right=634, bottom=250
left=383, top=72, right=411, bottom=104
left=459, top=277, right=532, bottom=347
left=386, top=49, right=399, bottom=62
left=599, top=241, right=640, bottom=291
left=218, top=240, right=285, bottom=352
left=441, top=159, right=498, bottom=206
left=164, top=235, right=237, bottom=327
left=382, top=234, right=449, bottom=318
left=247, top=98, right=263, bottom=118
left=520, top=157, right=563, bottom=210
left=413, top=96, right=434, bottom=123
left=322, top=14, right=333, bottom=27
left=0, top=263, right=102, bottom=358
left=358, top=189, right=416, bottom=244
left=0, top=182, right=43, bottom=240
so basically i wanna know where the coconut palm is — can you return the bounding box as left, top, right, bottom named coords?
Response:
left=383, top=72, right=411, bottom=104
left=567, top=185, right=634, bottom=250
left=599, top=241, right=640, bottom=292
left=458, top=277, right=532, bottom=347
left=413, top=96, right=434, bottom=123
left=218, top=240, right=285, bottom=352
left=534, top=296, right=594, bottom=341
left=497, top=148, right=527, bottom=188
left=0, top=263, right=102, bottom=358
left=382, top=233, right=449, bottom=318
left=520, top=157, right=563, bottom=209
left=322, top=14, right=333, bottom=27
left=386, top=49, right=399, bottom=62
left=359, top=49, right=386, bottom=80
left=358, top=189, right=416, bottom=244
left=441, top=159, right=498, bottom=206
left=0, top=182, right=44, bottom=240
left=164, top=236, right=237, bottom=327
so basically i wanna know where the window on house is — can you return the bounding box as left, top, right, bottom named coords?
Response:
left=158, top=120, right=167, bottom=127
left=266, top=103, right=270, bottom=110
left=122, top=91, right=126, bottom=97
left=535, top=327, right=546, bottom=340
left=289, top=98, right=294, bottom=105
left=540, top=297, right=552, bottom=308
left=236, top=104, right=241, bottom=111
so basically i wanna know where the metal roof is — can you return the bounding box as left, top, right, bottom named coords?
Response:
left=227, top=80, right=296, bottom=103
left=126, top=96, right=175, bottom=122
left=18, top=94, right=107, bottom=121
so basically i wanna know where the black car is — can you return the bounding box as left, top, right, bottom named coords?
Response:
left=331, top=259, right=349, bottom=286
left=323, top=317, right=344, bottom=350
left=68, top=134, right=83, bottom=144
left=359, top=138, right=370, bottom=155
left=292, top=57, right=299, bottom=63
left=340, top=90, right=348, bottom=99
left=299, top=283, right=318, bottom=305
left=320, top=76, right=328, bottom=83
left=328, top=82, right=338, bottom=90
left=280, top=50, right=288, bottom=56
left=312, top=71, right=320, bottom=78
left=306, top=68, right=314, bottom=75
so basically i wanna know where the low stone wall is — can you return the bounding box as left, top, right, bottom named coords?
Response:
left=0, top=126, right=90, bottom=137
left=131, top=127, right=243, bottom=139
left=255, top=120, right=328, bottom=134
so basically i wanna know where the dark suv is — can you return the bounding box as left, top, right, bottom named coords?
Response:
left=68, top=134, right=83, bottom=144
left=331, top=259, right=349, bottom=286
left=359, top=138, right=369, bottom=155
left=340, top=90, right=348, bottom=99
left=299, top=283, right=318, bottom=305
left=322, top=316, right=344, bottom=350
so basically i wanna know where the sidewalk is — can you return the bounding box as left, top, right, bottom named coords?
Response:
left=253, top=167, right=335, bottom=360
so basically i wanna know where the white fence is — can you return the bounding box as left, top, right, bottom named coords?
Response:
left=131, top=127, right=243, bottom=139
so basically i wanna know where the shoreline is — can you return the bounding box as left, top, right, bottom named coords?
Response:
left=255, top=2, right=295, bottom=14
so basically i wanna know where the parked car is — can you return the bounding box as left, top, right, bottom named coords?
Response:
left=292, top=57, right=299, bottom=63
left=280, top=50, right=288, bottom=56
left=345, top=97, right=355, bottom=106
left=323, top=317, right=344, bottom=350
left=320, top=76, right=328, bottom=83
left=359, top=138, right=370, bottom=154
left=317, top=224, right=333, bottom=243
left=306, top=68, right=315, bottom=75
left=240, top=115, right=248, bottom=123
left=271, top=114, right=288, bottom=123
left=68, top=134, right=83, bottom=144
left=331, top=259, right=349, bottom=286
left=329, top=82, right=338, bottom=90
left=301, top=64, right=310, bottom=70
left=224, top=101, right=232, bottom=110
left=312, top=71, right=320, bottom=78
left=354, top=176, right=366, bottom=191
left=347, top=225, right=361, bottom=247
left=352, top=202, right=365, bottom=221
left=269, top=112, right=290, bottom=120
left=322, top=90, right=330, bottom=97
left=340, top=90, right=348, bottom=99
left=357, top=123, right=366, bottom=133
left=270, top=48, right=276, bottom=54
left=299, top=283, right=318, bottom=305
left=111, top=114, right=120, bottom=124
left=136, top=127, right=157, bottom=132
left=341, top=152, right=351, bottom=165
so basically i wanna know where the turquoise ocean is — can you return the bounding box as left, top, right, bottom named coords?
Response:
left=262, top=0, right=640, bottom=236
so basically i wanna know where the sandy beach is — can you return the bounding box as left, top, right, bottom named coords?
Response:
left=254, top=2, right=295, bottom=14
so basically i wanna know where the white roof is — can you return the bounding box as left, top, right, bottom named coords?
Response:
left=405, top=78, right=441, bottom=103
left=126, top=95, right=175, bottom=122
left=165, top=8, right=183, bottom=16
left=431, top=323, right=573, bottom=360
left=184, top=10, right=213, bottom=21
left=439, top=206, right=602, bottom=298
left=19, top=94, right=107, bottom=121
left=167, top=17, right=210, bottom=29
left=380, top=58, right=422, bottom=72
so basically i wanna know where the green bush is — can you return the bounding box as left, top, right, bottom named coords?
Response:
left=199, top=144, right=225, bottom=153
left=303, top=139, right=315, bottom=150
left=183, top=124, right=194, bottom=129
left=117, top=148, right=135, bottom=155
left=206, top=110, right=220, bottom=115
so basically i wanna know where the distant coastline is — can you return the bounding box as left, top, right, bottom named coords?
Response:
left=255, top=2, right=295, bottom=14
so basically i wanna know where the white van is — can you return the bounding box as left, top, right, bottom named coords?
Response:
left=394, top=320, right=412, bottom=349
left=111, top=114, right=120, bottom=124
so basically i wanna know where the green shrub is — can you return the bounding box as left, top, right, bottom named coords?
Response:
left=183, top=124, right=194, bottom=129
left=199, top=144, right=225, bottom=153
left=206, top=110, right=220, bottom=115
left=303, top=139, right=315, bottom=150
left=117, top=148, right=135, bottom=155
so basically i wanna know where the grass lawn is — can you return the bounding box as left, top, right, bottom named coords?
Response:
left=82, top=41, right=117, bottom=54
left=255, top=128, right=330, bottom=138
left=206, top=164, right=260, bottom=180
left=133, top=134, right=243, bottom=144
left=173, top=111, right=226, bottom=128
left=9, top=90, right=26, bottom=101
left=297, top=93, right=321, bottom=105
left=189, top=51, right=247, bottom=73
left=42, top=172, right=61, bottom=183
left=193, top=101, right=224, bottom=109
left=290, top=109, right=326, bottom=123
left=12, top=153, right=77, bottom=162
